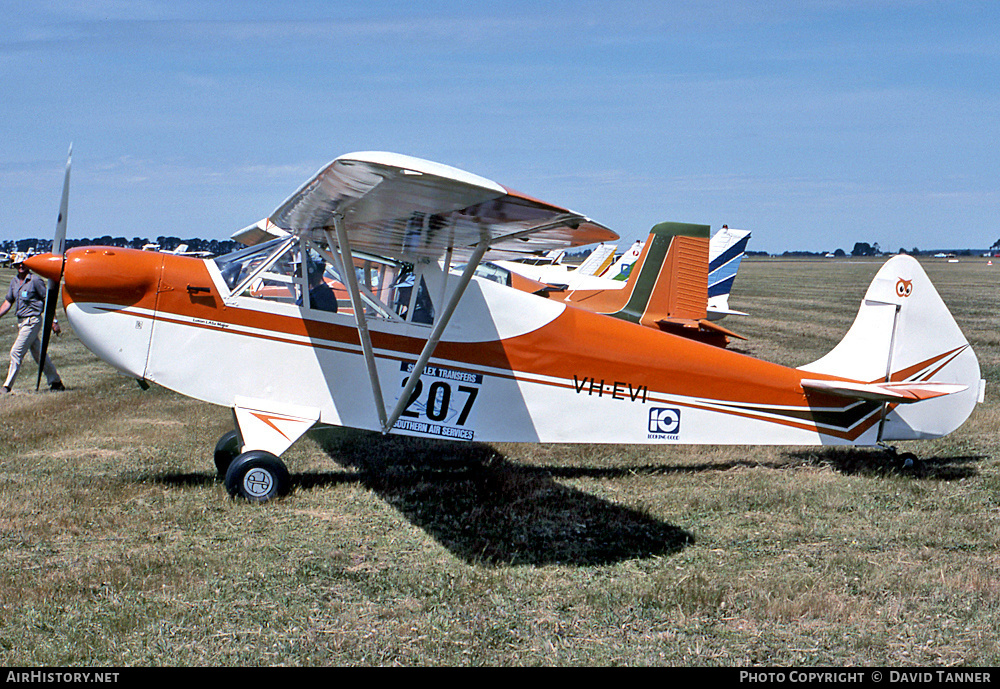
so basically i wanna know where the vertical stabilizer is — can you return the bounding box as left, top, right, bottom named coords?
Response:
left=574, top=242, right=617, bottom=277
left=799, top=255, right=982, bottom=440
left=563, top=222, right=710, bottom=325
left=604, top=239, right=644, bottom=281
left=638, top=229, right=709, bottom=328
left=707, top=227, right=751, bottom=320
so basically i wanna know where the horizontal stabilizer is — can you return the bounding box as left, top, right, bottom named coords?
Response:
left=658, top=317, right=746, bottom=340
left=707, top=304, right=748, bottom=319
left=801, top=379, right=968, bottom=403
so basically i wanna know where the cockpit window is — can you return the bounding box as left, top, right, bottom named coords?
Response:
left=390, top=270, right=436, bottom=325
left=224, top=238, right=303, bottom=305
left=215, top=237, right=287, bottom=290
left=470, top=262, right=512, bottom=287
left=216, top=238, right=437, bottom=325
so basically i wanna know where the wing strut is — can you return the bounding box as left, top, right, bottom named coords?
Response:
left=328, top=216, right=388, bottom=430
left=328, top=217, right=490, bottom=435
left=383, top=235, right=491, bottom=435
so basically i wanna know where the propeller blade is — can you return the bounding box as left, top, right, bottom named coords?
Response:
left=54, top=144, right=71, bottom=256
left=35, top=284, right=61, bottom=391
left=36, top=146, right=71, bottom=391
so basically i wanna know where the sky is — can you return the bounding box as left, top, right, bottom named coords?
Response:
left=1, top=1, right=997, bottom=254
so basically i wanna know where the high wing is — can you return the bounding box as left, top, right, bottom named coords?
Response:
left=254, top=151, right=617, bottom=437
left=267, top=151, right=617, bottom=262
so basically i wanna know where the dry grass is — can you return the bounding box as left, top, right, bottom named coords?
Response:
left=0, top=257, right=998, bottom=666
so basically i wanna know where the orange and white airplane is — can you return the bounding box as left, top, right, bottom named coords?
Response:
left=26, top=150, right=985, bottom=503
left=539, top=221, right=745, bottom=347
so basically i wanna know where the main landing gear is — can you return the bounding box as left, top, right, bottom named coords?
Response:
left=214, top=430, right=241, bottom=477
left=214, top=430, right=291, bottom=503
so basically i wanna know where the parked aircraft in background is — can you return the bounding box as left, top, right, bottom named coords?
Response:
left=142, top=243, right=214, bottom=258
left=480, top=221, right=745, bottom=347
left=26, top=150, right=984, bottom=504
left=492, top=243, right=618, bottom=290
left=706, top=227, right=751, bottom=320
left=605, top=240, right=645, bottom=282
left=497, top=225, right=752, bottom=324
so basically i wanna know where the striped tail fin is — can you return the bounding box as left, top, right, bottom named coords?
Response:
left=562, top=222, right=743, bottom=345
left=707, top=227, right=751, bottom=320
left=574, top=242, right=617, bottom=277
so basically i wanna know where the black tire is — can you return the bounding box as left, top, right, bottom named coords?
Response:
left=214, top=430, right=242, bottom=478
left=225, top=451, right=290, bottom=503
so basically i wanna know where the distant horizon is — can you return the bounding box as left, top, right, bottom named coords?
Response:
left=2, top=235, right=996, bottom=260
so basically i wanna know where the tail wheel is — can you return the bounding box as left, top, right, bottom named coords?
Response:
left=898, top=452, right=919, bottom=470
left=225, top=450, right=290, bottom=503
left=213, top=430, right=242, bottom=478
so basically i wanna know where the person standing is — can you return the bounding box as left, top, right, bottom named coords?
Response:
left=0, top=258, right=64, bottom=393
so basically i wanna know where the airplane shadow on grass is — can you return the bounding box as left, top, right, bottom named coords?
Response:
left=300, top=429, right=695, bottom=567
left=148, top=435, right=983, bottom=567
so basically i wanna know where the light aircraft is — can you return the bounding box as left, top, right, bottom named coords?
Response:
left=496, top=225, right=752, bottom=323
left=142, top=243, right=214, bottom=258
left=492, top=243, right=618, bottom=290
left=481, top=221, right=746, bottom=347
left=26, top=150, right=985, bottom=503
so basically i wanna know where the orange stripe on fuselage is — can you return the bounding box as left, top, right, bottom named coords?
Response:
left=150, top=251, right=823, bottom=410
left=62, top=248, right=893, bottom=424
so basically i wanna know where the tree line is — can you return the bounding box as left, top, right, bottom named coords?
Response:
left=1, top=236, right=243, bottom=257
left=7, top=236, right=998, bottom=260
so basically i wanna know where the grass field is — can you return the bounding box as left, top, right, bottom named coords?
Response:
left=0, top=256, right=997, bottom=666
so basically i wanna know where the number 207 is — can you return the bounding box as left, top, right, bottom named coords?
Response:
left=400, top=378, right=479, bottom=425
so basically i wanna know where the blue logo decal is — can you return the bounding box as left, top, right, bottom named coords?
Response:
left=648, top=407, right=681, bottom=435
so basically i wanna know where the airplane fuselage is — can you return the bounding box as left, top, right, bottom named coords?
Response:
left=40, top=246, right=975, bottom=449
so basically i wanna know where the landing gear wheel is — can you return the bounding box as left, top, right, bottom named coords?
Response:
left=225, top=451, right=290, bottom=503
left=898, top=452, right=919, bottom=470
left=880, top=444, right=920, bottom=471
left=214, top=430, right=242, bottom=478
